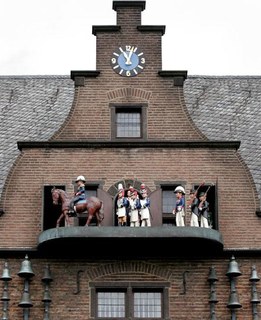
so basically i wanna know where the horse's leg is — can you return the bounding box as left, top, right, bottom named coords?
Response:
left=97, top=203, right=104, bottom=226
left=64, top=210, right=71, bottom=227
left=56, top=213, right=64, bottom=227
left=85, top=209, right=93, bottom=226
left=94, top=208, right=103, bottom=226
left=96, top=211, right=101, bottom=226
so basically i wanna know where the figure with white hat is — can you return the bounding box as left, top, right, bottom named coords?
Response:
left=172, top=186, right=186, bottom=226
left=116, top=184, right=129, bottom=226
left=69, top=175, right=87, bottom=215
left=139, top=183, right=151, bottom=227
left=128, top=187, right=141, bottom=227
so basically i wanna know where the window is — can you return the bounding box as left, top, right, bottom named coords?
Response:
left=43, top=185, right=65, bottom=230
left=161, top=184, right=181, bottom=226
left=192, top=184, right=217, bottom=229
left=43, top=184, right=100, bottom=229
left=78, top=184, right=98, bottom=226
left=117, top=110, right=141, bottom=137
left=162, top=189, right=174, bottom=214
left=97, top=290, right=125, bottom=318
left=134, top=291, right=162, bottom=318
left=90, top=282, right=169, bottom=319
left=85, top=186, right=97, bottom=198
left=110, top=104, right=147, bottom=140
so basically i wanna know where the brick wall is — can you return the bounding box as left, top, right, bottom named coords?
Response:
left=1, top=257, right=259, bottom=320
left=0, top=147, right=259, bottom=249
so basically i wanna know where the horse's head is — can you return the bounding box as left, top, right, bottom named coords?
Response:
left=51, top=187, right=60, bottom=205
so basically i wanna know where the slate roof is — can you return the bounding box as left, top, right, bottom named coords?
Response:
left=184, top=76, right=261, bottom=206
left=0, top=75, right=260, bottom=207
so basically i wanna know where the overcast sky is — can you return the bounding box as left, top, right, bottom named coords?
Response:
left=1, top=0, right=261, bottom=76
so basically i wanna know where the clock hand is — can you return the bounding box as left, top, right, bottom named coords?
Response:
left=126, top=48, right=134, bottom=65
left=122, top=51, right=130, bottom=63
left=119, top=47, right=131, bottom=65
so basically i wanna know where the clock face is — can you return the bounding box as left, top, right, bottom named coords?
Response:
left=111, top=45, right=145, bottom=77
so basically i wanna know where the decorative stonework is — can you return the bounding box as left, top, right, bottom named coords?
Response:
left=87, top=261, right=172, bottom=281
left=107, top=87, right=152, bottom=101
left=107, top=179, right=151, bottom=197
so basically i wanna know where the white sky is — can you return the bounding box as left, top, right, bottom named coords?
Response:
left=1, top=0, right=261, bottom=76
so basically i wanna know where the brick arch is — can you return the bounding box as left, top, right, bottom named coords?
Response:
left=107, top=179, right=151, bottom=197
left=107, top=87, right=152, bottom=101
left=86, top=261, right=172, bottom=281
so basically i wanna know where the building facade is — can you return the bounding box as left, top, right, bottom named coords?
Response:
left=0, top=1, right=260, bottom=319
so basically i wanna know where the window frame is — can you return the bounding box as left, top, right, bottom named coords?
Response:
left=90, top=281, right=169, bottom=320
left=110, top=103, right=148, bottom=141
left=192, top=183, right=217, bottom=230
left=43, top=185, right=66, bottom=230
left=43, top=183, right=102, bottom=229
left=161, top=184, right=183, bottom=226
left=77, top=183, right=100, bottom=226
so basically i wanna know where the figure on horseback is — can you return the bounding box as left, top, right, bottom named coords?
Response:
left=69, top=175, right=87, bottom=215
left=51, top=178, right=104, bottom=227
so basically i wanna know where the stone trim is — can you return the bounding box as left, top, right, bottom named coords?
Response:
left=107, top=86, right=152, bottom=101
left=86, top=261, right=172, bottom=281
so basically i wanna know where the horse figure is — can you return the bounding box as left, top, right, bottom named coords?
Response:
left=51, top=187, right=104, bottom=227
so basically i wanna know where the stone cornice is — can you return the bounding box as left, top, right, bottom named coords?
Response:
left=17, top=140, right=241, bottom=151
left=70, top=70, right=100, bottom=80
left=92, top=25, right=121, bottom=35
left=113, top=1, right=146, bottom=11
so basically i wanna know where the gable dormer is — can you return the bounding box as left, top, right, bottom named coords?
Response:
left=1, top=0, right=259, bottom=261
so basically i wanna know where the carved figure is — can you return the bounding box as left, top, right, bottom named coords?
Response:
left=51, top=187, right=103, bottom=227
left=116, top=184, right=129, bottom=226
left=128, top=188, right=141, bottom=227
left=173, top=186, right=185, bottom=226
left=189, top=189, right=200, bottom=227
left=139, top=184, right=151, bottom=227
left=69, top=175, right=87, bottom=214
left=198, top=192, right=210, bottom=228
left=126, top=189, right=132, bottom=225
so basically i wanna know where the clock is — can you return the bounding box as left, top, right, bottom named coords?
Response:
left=111, top=45, right=145, bottom=77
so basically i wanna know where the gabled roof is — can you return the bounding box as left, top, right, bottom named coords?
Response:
left=0, top=75, right=260, bottom=207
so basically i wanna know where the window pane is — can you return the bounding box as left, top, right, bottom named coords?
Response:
left=162, top=190, right=175, bottom=213
left=85, top=189, right=97, bottom=197
left=134, top=292, right=162, bottom=318
left=116, top=112, right=141, bottom=137
left=97, top=292, right=125, bottom=318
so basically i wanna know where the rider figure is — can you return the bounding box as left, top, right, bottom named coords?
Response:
left=69, top=175, right=86, bottom=215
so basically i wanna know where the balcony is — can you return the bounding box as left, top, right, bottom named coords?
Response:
left=38, top=226, right=223, bottom=258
